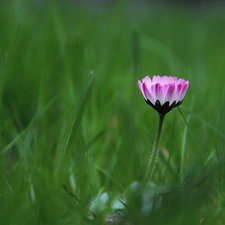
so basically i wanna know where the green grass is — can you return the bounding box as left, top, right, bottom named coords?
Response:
left=1, top=1, right=225, bottom=224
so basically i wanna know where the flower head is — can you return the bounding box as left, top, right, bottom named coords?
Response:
left=138, top=75, right=189, bottom=115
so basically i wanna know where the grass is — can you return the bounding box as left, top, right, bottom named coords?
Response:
left=1, top=1, right=225, bottom=224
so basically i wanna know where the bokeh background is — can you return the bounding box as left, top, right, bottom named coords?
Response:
left=1, top=0, right=225, bottom=224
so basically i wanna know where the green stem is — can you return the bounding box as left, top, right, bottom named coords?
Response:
left=144, top=113, right=165, bottom=184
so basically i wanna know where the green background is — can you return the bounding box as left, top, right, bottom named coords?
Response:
left=0, top=1, right=225, bottom=224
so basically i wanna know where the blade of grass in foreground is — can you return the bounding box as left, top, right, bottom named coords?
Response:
left=179, top=96, right=195, bottom=183
left=54, top=74, right=95, bottom=178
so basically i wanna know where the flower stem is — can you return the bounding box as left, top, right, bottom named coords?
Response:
left=144, top=113, right=165, bottom=184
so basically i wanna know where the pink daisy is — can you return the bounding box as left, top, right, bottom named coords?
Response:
left=138, top=75, right=189, bottom=115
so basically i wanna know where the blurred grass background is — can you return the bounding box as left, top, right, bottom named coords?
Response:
left=1, top=0, right=225, bottom=224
